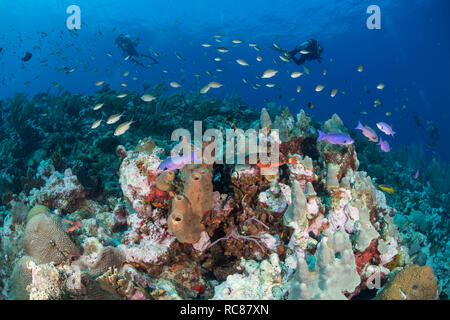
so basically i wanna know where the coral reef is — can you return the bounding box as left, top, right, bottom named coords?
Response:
left=0, top=87, right=446, bottom=300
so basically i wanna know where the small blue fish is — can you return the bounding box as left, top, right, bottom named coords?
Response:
left=158, top=150, right=201, bottom=171
left=317, top=130, right=354, bottom=145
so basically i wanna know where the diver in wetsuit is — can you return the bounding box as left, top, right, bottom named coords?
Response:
left=274, top=39, right=324, bottom=66
left=115, top=34, right=158, bottom=68
left=414, top=116, right=440, bottom=148
left=288, top=39, right=324, bottom=65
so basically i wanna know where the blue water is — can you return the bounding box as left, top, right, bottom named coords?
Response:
left=0, top=0, right=449, bottom=158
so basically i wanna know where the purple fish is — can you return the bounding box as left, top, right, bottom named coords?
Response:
left=376, top=122, right=396, bottom=137
left=355, top=121, right=378, bottom=142
left=378, top=137, right=390, bottom=152
left=414, top=170, right=419, bottom=179
left=317, top=130, right=354, bottom=145
left=158, top=150, right=201, bottom=171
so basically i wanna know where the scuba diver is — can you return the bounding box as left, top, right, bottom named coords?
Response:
left=273, top=39, right=324, bottom=66
left=115, top=34, right=158, bottom=68
left=413, top=116, right=440, bottom=148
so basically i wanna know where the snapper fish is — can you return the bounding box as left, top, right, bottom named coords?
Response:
left=91, top=119, right=102, bottom=129
left=93, top=103, right=104, bottom=110
left=158, top=151, right=201, bottom=171
left=317, top=130, right=354, bottom=145
left=141, top=94, right=156, bottom=102
left=217, top=47, right=229, bottom=53
left=236, top=59, right=249, bottom=66
left=315, top=84, right=325, bottom=92
left=376, top=122, right=396, bottom=136
left=170, top=81, right=181, bottom=88
left=272, top=43, right=281, bottom=50
left=279, top=55, right=290, bottom=62
left=355, top=121, right=378, bottom=142
left=107, top=112, right=125, bottom=124
left=374, top=99, right=382, bottom=107
left=200, top=84, right=210, bottom=94
left=21, top=52, right=32, bottom=62
left=262, top=69, right=278, bottom=78
left=114, top=120, right=135, bottom=136
left=208, top=81, right=223, bottom=88
left=303, top=65, right=310, bottom=75
left=330, top=88, right=338, bottom=97
left=378, top=137, right=391, bottom=152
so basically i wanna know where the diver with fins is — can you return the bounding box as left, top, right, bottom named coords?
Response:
left=272, top=39, right=324, bottom=65
left=115, top=34, right=158, bottom=68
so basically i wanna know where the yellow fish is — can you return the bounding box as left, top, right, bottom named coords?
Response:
left=379, top=184, right=395, bottom=194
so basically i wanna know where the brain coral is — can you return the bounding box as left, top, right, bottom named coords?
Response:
left=26, top=204, right=50, bottom=223
left=24, top=213, right=80, bottom=264
left=376, top=265, right=438, bottom=300
left=11, top=255, right=36, bottom=300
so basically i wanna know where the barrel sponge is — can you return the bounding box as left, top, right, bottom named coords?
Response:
left=26, top=204, right=50, bottom=223
left=376, top=265, right=438, bottom=300
left=11, top=256, right=36, bottom=300
left=168, top=167, right=213, bottom=244
left=155, top=170, right=175, bottom=192
left=24, top=212, right=80, bottom=264
left=183, top=167, right=213, bottom=217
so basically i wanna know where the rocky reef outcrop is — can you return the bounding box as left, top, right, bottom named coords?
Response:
left=0, top=88, right=445, bottom=300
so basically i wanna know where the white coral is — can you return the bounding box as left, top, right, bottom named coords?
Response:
left=288, top=228, right=361, bottom=300
left=212, top=254, right=283, bottom=300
